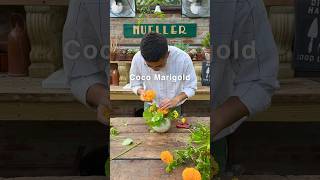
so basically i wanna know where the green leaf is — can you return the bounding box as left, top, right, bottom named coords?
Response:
left=110, top=127, right=119, bottom=137
left=122, top=138, right=133, bottom=146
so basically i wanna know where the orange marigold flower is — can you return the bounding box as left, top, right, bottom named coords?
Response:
left=182, top=167, right=202, bottom=180
left=157, top=108, right=169, bottom=115
left=160, top=151, right=173, bottom=164
left=142, top=90, right=156, bottom=102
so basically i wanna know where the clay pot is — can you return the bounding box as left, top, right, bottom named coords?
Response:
left=8, top=13, right=30, bottom=77
left=116, top=52, right=126, bottom=61
left=196, top=52, right=204, bottom=61
left=152, top=118, right=171, bottom=133
left=0, top=53, right=8, bottom=72
left=110, top=51, right=116, bottom=61
left=126, top=53, right=134, bottom=61
left=111, top=68, right=120, bottom=86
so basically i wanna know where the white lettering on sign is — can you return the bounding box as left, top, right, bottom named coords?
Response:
left=308, top=0, right=320, bottom=15
left=297, top=54, right=320, bottom=63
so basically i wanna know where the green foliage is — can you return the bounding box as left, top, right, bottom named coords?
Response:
left=136, top=0, right=168, bottom=24
left=105, top=158, right=110, bottom=176
left=143, top=103, right=179, bottom=128
left=110, top=127, right=119, bottom=138
left=201, top=32, right=210, bottom=49
left=122, top=138, right=134, bottom=146
left=174, top=43, right=190, bottom=52
left=165, top=124, right=215, bottom=180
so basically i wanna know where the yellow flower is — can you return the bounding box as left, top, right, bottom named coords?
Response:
left=160, top=151, right=173, bottom=164
left=141, top=90, right=156, bottom=102
left=182, top=167, right=202, bottom=180
left=149, top=105, right=156, bottom=112
left=172, top=110, right=179, bottom=119
left=181, top=117, right=187, bottom=124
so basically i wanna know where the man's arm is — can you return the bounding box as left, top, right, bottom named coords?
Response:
left=213, top=0, right=279, bottom=136
left=160, top=55, right=197, bottom=109
left=63, top=0, right=110, bottom=124
left=130, top=54, right=144, bottom=95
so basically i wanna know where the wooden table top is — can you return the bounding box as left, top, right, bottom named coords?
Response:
left=110, top=117, right=209, bottom=180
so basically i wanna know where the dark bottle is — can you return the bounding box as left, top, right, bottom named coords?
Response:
left=111, top=68, right=120, bottom=86
left=8, top=13, right=30, bottom=77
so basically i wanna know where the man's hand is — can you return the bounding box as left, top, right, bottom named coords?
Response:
left=86, top=83, right=110, bottom=125
left=159, top=98, right=179, bottom=110
left=212, top=96, right=249, bottom=137
left=97, top=101, right=111, bottom=125
left=159, top=92, right=188, bottom=109
left=137, top=88, right=147, bottom=102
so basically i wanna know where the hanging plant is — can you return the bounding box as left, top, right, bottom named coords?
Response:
left=136, top=0, right=169, bottom=24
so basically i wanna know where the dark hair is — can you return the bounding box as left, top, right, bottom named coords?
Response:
left=140, top=32, right=168, bottom=62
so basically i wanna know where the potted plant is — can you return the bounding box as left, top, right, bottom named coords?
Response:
left=126, top=48, right=138, bottom=60
left=201, top=32, right=210, bottom=60
left=110, top=38, right=118, bottom=61
left=116, top=49, right=127, bottom=61
left=196, top=47, right=204, bottom=61
left=188, top=48, right=197, bottom=61
left=143, top=103, right=180, bottom=133
left=174, top=43, right=189, bottom=53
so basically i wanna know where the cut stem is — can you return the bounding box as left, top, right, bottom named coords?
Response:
left=111, top=141, right=143, bottom=160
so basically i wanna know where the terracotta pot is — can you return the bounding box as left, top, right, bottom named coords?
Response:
left=116, top=52, right=127, bottom=61
left=126, top=54, right=134, bottom=61
left=8, top=13, right=30, bottom=77
left=0, top=53, right=8, bottom=72
left=196, top=52, right=204, bottom=61
left=110, top=52, right=116, bottom=61
left=111, top=68, right=120, bottom=86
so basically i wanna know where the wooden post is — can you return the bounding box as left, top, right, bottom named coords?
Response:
left=25, top=6, right=67, bottom=78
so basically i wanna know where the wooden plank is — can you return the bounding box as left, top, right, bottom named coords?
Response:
left=110, top=133, right=189, bottom=159
left=110, top=117, right=209, bottom=133
left=0, top=76, right=209, bottom=101
left=111, top=160, right=183, bottom=180
left=0, top=102, right=96, bottom=121
left=250, top=103, right=320, bottom=122
left=264, top=0, right=294, bottom=6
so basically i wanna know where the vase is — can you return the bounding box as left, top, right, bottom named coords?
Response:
left=111, top=68, right=120, bottom=86
left=8, top=13, right=30, bottom=77
left=152, top=118, right=171, bottom=133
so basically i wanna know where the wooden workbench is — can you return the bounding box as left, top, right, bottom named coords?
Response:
left=0, top=76, right=319, bottom=121
left=110, top=117, right=210, bottom=180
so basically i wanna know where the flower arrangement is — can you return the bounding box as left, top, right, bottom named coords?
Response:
left=160, top=124, right=219, bottom=180
left=143, top=102, right=180, bottom=132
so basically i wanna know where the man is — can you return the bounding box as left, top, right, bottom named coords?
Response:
left=129, top=32, right=197, bottom=111
left=211, top=0, right=279, bottom=172
left=63, top=0, right=110, bottom=125
left=63, top=0, right=109, bottom=175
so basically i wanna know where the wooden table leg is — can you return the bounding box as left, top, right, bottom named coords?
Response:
left=25, top=6, right=67, bottom=78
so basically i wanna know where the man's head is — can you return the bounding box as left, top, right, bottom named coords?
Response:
left=140, top=32, right=169, bottom=71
